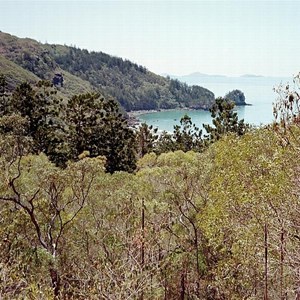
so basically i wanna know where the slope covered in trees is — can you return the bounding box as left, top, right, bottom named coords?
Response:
left=0, top=77, right=138, bottom=173
left=0, top=75, right=247, bottom=173
left=0, top=31, right=215, bottom=111
left=0, top=55, right=39, bottom=88
left=0, top=73, right=299, bottom=298
left=0, top=124, right=299, bottom=299
left=225, top=89, right=247, bottom=105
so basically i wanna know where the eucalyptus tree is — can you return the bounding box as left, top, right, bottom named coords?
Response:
left=0, top=122, right=105, bottom=297
left=273, top=71, right=300, bottom=147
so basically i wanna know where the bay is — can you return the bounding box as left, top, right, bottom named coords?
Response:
left=138, top=75, right=292, bottom=132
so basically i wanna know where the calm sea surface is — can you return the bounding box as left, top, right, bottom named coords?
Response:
left=138, top=76, right=291, bottom=132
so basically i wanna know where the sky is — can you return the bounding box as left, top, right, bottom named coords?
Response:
left=0, top=0, right=300, bottom=77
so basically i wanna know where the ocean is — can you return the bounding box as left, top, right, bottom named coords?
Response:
left=138, top=75, right=292, bottom=133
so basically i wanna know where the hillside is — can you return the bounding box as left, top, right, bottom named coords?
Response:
left=0, top=31, right=215, bottom=111
left=0, top=54, right=39, bottom=89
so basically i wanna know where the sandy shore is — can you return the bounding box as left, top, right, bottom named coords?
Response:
left=127, top=107, right=194, bottom=118
left=127, top=109, right=159, bottom=118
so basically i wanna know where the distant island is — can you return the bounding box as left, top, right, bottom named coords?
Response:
left=225, top=89, right=249, bottom=106
left=240, top=74, right=264, bottom=78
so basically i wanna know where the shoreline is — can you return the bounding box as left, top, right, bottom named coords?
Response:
left=126, top=103, right=251, bottom=126
left=126, top=108, right=194, bottom=127
left=126, top=103, right=250, bottom=118
left=127, top=107, right=196, bottom=118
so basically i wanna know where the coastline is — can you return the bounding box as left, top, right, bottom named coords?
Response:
left=127, top=108, right=195, bottom=127
left=127, top=109, right=160, bottom=118
left=127, top=107, right=195, bottom=118
left=127, top=102, right=250, bottom=118
left=126, top=102, right=251, bottom=127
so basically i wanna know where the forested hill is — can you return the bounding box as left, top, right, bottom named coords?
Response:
left=0, top=31, right=215, bottom=111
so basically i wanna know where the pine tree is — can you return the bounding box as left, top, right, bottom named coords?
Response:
left=64, top=93, right=137, bottom=173
left=203, top=97, right=248, bottom=143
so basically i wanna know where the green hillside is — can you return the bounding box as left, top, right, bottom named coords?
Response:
left=1, top=29, right=300, bottom=300
left=0, top=54, right=39, bottom=89
left=0, top=31, right=215, bottom=111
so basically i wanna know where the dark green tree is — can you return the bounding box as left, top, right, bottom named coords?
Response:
left=0, top=74, right=10, bottom=116
left=0, top=74, right=6, bottom=95
left=203, top=97, right=248, bottom=143
left=64, top=93, right=137, bottom=173
left=155, top=114, right=203, bottom=154
left=11, top=81, right=64, bottom=159
left=1, top=80, right=137, bottom=172
left=225, top=89, right=246, bottom=106
left=155, top=131, right=176, bottom=154
left=0, top=79, right=67, bottom=166
left=173, top=114, right=203, bottom=152
left=136, top=123, right=158, bottom=158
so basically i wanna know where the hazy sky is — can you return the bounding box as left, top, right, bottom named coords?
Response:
left=1, top=0, right=299, bottom=77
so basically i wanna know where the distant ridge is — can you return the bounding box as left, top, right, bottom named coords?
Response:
left=165, top=72, right=290, bottom=80
left=163, top=72, right=227, bottom=79
left=0, top=31, right=215, bottom=111
left=240, top=74, right=264, bottom=78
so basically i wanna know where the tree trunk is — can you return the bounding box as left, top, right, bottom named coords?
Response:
left=49, top=267, right=60, bottom=299
left=140, top=198, right=145, bottom=300
left=280, top=229, right=284, bottom=300
left=264, top=223, right=268, bottom=300
left=180, top=271, right=185, bottom=300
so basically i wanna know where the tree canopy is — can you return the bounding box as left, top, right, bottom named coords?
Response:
left=1, top=73, right=299, bottom=299
left=0, top=77, right=137, bottom=173
left=0, top=31, right=215, bottom=112
left=203, top=97, right=248, bottom=143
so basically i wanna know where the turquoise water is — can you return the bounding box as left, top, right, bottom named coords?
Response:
left=139, top=76, right=291, bottom=132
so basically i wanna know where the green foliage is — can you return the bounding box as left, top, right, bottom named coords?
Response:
left=64, top=93, right=137, bottom=173
left=154, top=102, right=248, bottom=154
left=0, top=74, right=7, bottom=96
left=172, top=114, right=203, bottom=152
left=0, top=31, right=215, bottom=111
left=273, top=72, right=300, bottom=148
left=0, top=124, right=299, bottom=298
left=10, top=81, right=65, bottom=161
left=225, top=89, right=246, bottom=105
left=0, top=151, right=105, bottom=298
left=0, top=80, right=136, bottom=173
left=51, top=46, right=215, bottom=111
left=202, top=129, right=295, bottom=299
left=0, top=54, right=40, bottom=90
left=155, top=114, right=203, bottom=154
left=154, top=101, right=248, bottom=155
left=203, top=97, right=248, bottom=143
left=0, top=74, right=10, bottom=116
left=1, top=33, right=299, bottom=300
left=136, top=123, right=158, bottom=158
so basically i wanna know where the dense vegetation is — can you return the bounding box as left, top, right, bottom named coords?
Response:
left=0, top=31, right=215, bottom=111
left=225, top=89, right=247, bottom=105
left=0, top=29, right=299, bottom=298
left=0, top=74, right=247, bottom=172
left=0, top=73, right=250, bottom=166
left=0, top=70, right=300, bottom=299
left=0, top=76, right=137, bottom=173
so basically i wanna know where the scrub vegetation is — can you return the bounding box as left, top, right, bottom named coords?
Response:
left=0, top=72, right=299, bottom=299
left=0, top=30, right=300, bottom=299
